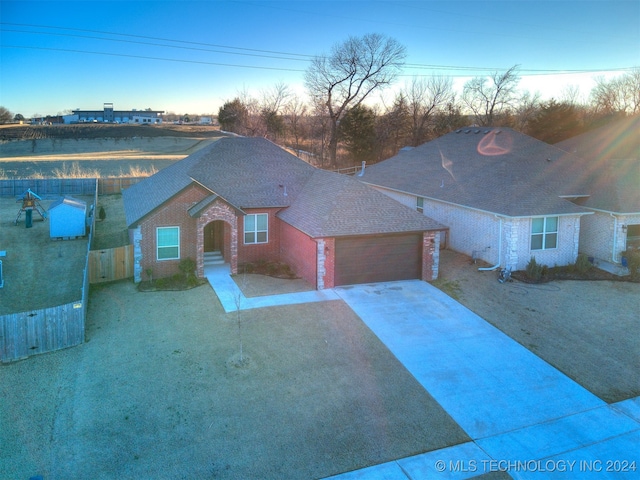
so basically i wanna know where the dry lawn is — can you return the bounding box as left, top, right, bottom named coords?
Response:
left=0, top=197, right=91, bottom=314
left=436, top=249, right=640, bottom=403
left=0, top=281, right=469, bottom=479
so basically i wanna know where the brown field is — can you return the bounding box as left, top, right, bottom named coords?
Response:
left=0, top=124, right=228, bottom=178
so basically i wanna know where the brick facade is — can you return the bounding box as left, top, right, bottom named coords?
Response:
left=279, top=222, right=318, bottom=287
left=133, top=185, right=440, bottom=288
left=195, top=199, right=239, bottom=277
left=237, top=208, right=282, bottom=266
left=137, top=184, right=209, bottom=280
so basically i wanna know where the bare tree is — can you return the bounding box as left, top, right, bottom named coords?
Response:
left=462, top=65, right=521, bottom=126
left=405, top=76, right=455, bottom=145
left=305, top=33, right=407, bottom=168
left=591, top=69, right=640, bottom=115
left=0, top=106, right=12, bottom=124
left=511, top=90, right=541, bottom=132
left=282, top=94, right=308, bottom=154
left=260, top=82, right=291, bottom=141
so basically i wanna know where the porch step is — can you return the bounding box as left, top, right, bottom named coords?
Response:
left=204, top=251, right=225, bottom=266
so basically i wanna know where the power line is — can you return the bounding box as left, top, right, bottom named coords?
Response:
left=0, top=45, right=307, bottom=72
left=1, top=23, right=635, bottom=77
left=1, top=28, right=311, bottom=63
left=0, top=22, right=314, bottom=59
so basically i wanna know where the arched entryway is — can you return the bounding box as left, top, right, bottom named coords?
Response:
left=204, top=220, right=225, bottom=253
left=195, top=198, right=239, bottom=278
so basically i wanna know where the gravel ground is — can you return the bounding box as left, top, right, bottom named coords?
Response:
left=1, top=280, right=469, bottom=480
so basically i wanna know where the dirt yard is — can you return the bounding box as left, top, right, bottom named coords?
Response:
left=436, top=249, right=640, bottom=403
left=0, top=281, right=469, bottom=480
left=0, top=196, right=91, bottom=314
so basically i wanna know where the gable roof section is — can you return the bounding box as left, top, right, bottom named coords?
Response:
left=361, top=127, right=591, bottom=217
left=50, top=196, right=86, bottom=211
left=123, top=146, right=211, bottom=226
left=278, top=169, right=446, bottom=238
left=555, top=115, right=640, bottom=213
left=187, top=137, right=316, bottom=209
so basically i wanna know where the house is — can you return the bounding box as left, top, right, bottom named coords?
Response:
left=555, top=115, right=640, bottom=263
left=360, top=127, right=598, bottom=272
left=49, top=196, right=87, bottom=239
left=123, top=137, right=446, bottom=289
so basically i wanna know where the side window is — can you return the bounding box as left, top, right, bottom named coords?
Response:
left=244, top=214, right=268, bottom=244
left=531, top=217, right=558, bottom=250
left=416, top=196, right=424, bottom=213
left=157, top=226, right=180, bottom=260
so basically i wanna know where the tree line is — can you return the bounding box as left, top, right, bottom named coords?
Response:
left=217, top=33, right=639, bottom=169
left=3, top=33, right=638, bottom=169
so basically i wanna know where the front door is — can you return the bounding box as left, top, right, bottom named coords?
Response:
left=204, top=221, right=224, bottom=252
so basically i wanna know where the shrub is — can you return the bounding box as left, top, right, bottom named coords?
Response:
left=526, top=256, right=547, bottom=281
left=575, top=253, right=593, bottom=274
left=179, top=258, right=196, bottom=279
left=98, top=205, right=106, bottom=221
left=623, top=248, right=640, bottom=281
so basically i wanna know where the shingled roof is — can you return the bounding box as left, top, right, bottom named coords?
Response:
left=123, top=146, right=210, bottom=227
left=555, top=115, right=640, bottom=213
left=361, top=127, right=591, bottom=217
left=278, top=169, right=445, bottom=238
left=187, top=137, right=316, bottom=209
left=124, top=136, right=444, bottom=236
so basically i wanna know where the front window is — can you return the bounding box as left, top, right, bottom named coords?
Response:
left=416, top=197, right=424, bottom=213
left=531, top=217, right=558, bottom=250
left=244, top=214, right=268, bottom=244
left=157, top=226, right=180, bottom=260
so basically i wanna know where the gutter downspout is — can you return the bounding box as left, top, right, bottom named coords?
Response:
left=610, top=213, right=618, bottom=263
left=479, top=215, right=503, bottom=271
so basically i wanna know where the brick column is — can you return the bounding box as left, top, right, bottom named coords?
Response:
left=195, top=200, right=238, bottom=277
left=422, top=232, right=439, bottom=281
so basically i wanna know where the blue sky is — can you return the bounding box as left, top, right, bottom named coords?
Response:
left=1, top=0, right=638, bottom=117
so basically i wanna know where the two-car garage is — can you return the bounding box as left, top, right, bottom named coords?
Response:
left=334, top=233, right=423, bottom=286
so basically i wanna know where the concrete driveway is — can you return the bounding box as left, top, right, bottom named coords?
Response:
left=329, top=280, right=640, bottom=479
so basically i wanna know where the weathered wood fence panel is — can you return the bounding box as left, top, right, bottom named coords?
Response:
left=0, top=178, right=98, bottom=197
left=0, top=301, right=85, bottom=363
left=0, top=177, right=145, bottom=197
left=97, top=177, right=145, bottom=194
left=89, top=245, right=134, bottom=283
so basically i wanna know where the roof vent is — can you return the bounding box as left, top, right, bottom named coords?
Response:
left=465, top=129, right=471, bottom=133
left=475, top=129, right=481, bottom=134
left=495, top=130, right=502, bottom=135
left=484, top=130, right=490, bottom=134
left=455, top=129, right=462, bottom=133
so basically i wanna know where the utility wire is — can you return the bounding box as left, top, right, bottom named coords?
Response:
left=0, top=45, right=307, bottom=72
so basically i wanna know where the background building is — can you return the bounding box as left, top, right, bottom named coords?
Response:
left=66, top=103, right=164, bottom=124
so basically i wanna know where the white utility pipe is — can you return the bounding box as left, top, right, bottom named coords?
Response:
left=479, top=216, right=503, bottom=271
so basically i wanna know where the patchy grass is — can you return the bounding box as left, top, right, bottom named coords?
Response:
left=432, top=278, right=463, bottom=300
left=239, top=260, right=298, bottom=279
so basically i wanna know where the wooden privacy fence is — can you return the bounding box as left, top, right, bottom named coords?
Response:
left=0, top=301, right=85, bottom=363
left=0, top=177, right=145, bottom=197
left=89, top=245, right=134, bottom=283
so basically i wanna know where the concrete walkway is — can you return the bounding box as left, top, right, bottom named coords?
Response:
left=206, top=267, right=640, bottom=479
left=205, top=264, right=339, bottom=312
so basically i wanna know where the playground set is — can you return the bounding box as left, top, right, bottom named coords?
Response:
left=1, top=189, right=48, bottom=289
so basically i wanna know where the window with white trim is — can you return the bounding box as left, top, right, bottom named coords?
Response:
left=157, top=226, right=180, bottom=260
left=416, top=196, right=424, bottom=213
left=531, top=217, right=558, bottom=250
left=244, top=213, right=268, bottom=244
